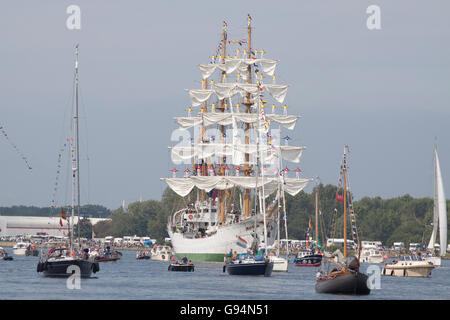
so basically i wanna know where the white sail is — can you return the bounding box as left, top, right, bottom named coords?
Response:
left=436, top=149, right=447, bottom=256
left=187, top=83, right=288, bottom=106
left=427, top=145, right=447, bottom=256
left=170, top=143, right=304, bottom=164
left=198, top=58, right=278, bottom=79
left=175, top=113, right=299, bottom=131
left=162, top=176, right=312, bottom=198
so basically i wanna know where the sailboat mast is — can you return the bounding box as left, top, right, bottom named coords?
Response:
left=219, top=22, right=227, bottom=223
left=244, top=18, right=252, bottom=217
left=343, top=149, right=348, bottom=266
left=74, top=44, right=81, bottom=249
left=315, top=184, right=319, bottom=246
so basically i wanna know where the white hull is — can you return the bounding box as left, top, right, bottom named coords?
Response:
left=169, top=215, right=276, bottom=261
left=151, top=254, right=171, bottom=262
left=13, top=248, right=26, bottom=255
left=360, top=255, right=384, bottom=264
left=424, top=256, right=441, bottom=267
left=382, top=261, right=434, bottom=277
left=269, top=255, right=288, bottom=272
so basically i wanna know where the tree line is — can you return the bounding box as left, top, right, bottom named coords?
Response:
left=4, top=185, right=449, bottom=247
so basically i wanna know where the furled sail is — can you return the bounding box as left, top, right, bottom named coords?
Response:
left=187, top=83, right=288, bottom=106
left=198, top=58, right=278, bottom=79
left=174, top=113, right=299, bottom=131
left=162, top=176, right=312, bottom=198
left=170, top=144, right=305, bottom=165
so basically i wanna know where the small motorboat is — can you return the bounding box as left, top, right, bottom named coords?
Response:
left=294, top=249, right=322, bottom=267
left=94, top=247, right=122, bottom=262
left=0, top=247, right=13, bottom=261
left=136, top=250, right=151, bottom=260
left=168, top=263, right=194, bottom=272
left=168, top=255, right=194, bottom=271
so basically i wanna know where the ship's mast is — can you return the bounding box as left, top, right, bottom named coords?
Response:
left=315, top=183, right=319, bottom=247
left=70, top=44, right=81, bottom=252
left=343, top=148, right=348, bottom=268
left=219, top=22, right=227, bottom=223
left=243, top=16, right=252, bottom=217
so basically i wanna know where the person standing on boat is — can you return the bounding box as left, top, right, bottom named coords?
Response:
left=259, top=240, right=266, bottom=255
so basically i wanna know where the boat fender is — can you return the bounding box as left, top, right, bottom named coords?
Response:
left=223, top=265, right=226, bottom=273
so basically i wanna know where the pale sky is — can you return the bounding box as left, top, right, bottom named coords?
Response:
left=0, top=1, right=449, bottom=209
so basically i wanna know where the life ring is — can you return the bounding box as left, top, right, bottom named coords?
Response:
left=188, top=214, right=193, bottom=220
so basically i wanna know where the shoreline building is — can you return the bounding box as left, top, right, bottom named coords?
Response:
left=0, top=216, right=110, bottom=237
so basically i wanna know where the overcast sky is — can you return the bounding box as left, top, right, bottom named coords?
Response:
left=0, top=1, right=449, bottom=210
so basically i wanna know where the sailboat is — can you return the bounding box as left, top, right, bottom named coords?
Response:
left=315, top=146, right=370, bottom=295
left=425, top=141, right=447, bottom=266
left=294, top=182, right=323, bottom=267
left=163, top=17, right=312, bottom=263
left=37, top=45, right=99, bottom=278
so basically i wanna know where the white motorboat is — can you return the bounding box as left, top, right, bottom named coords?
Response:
left=151, top=245, right=172, bottom=261
left=382, top=257, right=435, bottom=277
left=360, top=248, right=385, bottom=264
left=12, top=242, right=28, bottom=255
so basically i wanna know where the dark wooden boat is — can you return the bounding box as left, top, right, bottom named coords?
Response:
left=314, top=147, right=370, bottom=295
left=3, top=256, right=13, bottom=261
left=315, top=269, right=370, bottom=295
left=95, top=251, right=122, bottom=262
left=168, top=263, right=194, bottom=272
left=136, top=254, right=150, bottom=260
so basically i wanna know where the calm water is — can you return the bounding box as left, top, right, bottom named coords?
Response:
left=1, top=249, right=449, bottom=300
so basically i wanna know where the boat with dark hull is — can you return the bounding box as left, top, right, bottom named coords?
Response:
left=37, top=251, right=99, bottom=278
left=37, top=45, right=100, bottom=279
left=294, top=253, right=322, bottom=267
left=315, top=146, right=370, bottom=295
left=224, top=259, right=273, bottom=276
left=315, top=269, right=370, bottom=295
left=168, top=263, right=195, bottom=272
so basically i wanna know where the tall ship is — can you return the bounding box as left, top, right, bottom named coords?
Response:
left=162, top=16, right=312, bottom=262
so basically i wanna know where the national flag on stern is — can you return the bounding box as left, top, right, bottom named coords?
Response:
left=59, top=218, right=63, bottom=227
left=236, top=236, right=248, bottom=248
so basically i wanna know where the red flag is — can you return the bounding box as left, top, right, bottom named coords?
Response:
left=336, top=193, right=344, bottom=202
left=59, top=218, right=63, bottom=227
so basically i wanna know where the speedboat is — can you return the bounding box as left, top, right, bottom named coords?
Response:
left=37, top=247, right=99, bottom=278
